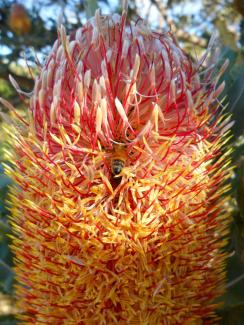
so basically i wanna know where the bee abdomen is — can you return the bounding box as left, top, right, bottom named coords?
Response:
left=111, top=159, right=125, bottom=175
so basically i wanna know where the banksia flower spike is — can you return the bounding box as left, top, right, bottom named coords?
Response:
left=3, top=8, right=233, bottom=325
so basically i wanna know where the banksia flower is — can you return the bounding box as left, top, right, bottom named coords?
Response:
left=3, top=9, right=233, bottom=325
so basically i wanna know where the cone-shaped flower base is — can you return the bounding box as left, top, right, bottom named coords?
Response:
left=5, top=11, right=232, bottom=325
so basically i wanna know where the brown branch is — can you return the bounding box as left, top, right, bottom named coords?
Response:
left=151, top=0, right=207, bottom=49
left=175, top=29, right=207, bottom=48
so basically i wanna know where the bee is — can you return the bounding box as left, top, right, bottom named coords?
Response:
left=110, top=143, right=126, bottom=176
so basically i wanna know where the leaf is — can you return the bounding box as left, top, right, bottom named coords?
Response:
left=84, top=0, right=98, bottom=19
left=231, top=214, right=244, bottom=265
left=219, top=303, right=244, bottom=325
left=0, top=171, right=9, bottom=187
left=237, top=160, right=244, bottom=221
left=214, top=17, right=238, bottom=52
left=0, top=315, right=17, bottom=325
left=0, top=251, right=14, bottom=295
left=225, top=66, right=244, bottom=137
left=0, top=174, right=11, bottom=189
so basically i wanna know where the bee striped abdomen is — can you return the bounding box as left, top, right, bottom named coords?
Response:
left=111, top=159, right=125, bottom=175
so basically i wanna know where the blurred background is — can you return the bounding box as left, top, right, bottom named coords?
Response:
left=0, top=0, right=244, bottom=324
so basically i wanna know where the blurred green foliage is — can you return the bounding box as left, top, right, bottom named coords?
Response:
left=0, top=0, right=244, bottom=323
left=0, top=125, right=15, bottom=321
